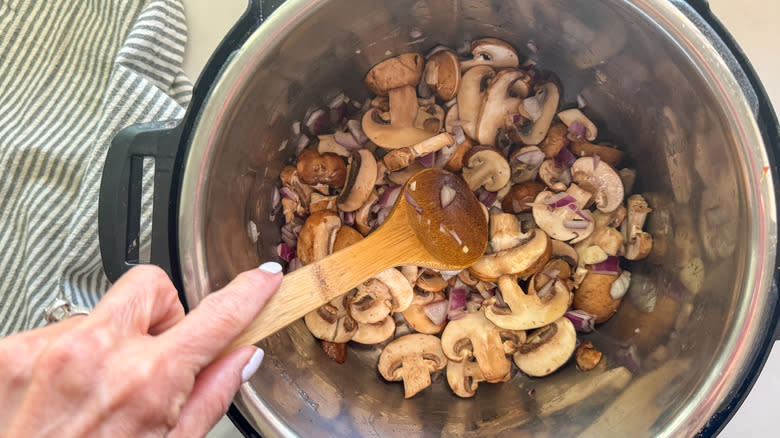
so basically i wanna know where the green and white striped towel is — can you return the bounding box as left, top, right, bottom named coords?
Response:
left=0, top=0, right=193, bottom=335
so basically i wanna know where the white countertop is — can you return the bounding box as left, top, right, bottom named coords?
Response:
left=180, top=1, right=780, bottom=436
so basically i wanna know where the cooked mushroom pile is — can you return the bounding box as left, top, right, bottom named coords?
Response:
left=273, top=38, right=654, bottom=399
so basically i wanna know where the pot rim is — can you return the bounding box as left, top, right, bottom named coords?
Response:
left=177, top=0, right=778, bottom=436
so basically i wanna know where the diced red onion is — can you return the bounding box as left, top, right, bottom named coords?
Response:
left=478, top=287, right=495, bottom=300
left=404, top=191, right=424, bottom=214
left=440, top=184, right=457, bottom=208
left=545, top=192, right=577, bottom=208
left=554, top=147, right=577, bottom=168
left=339, top=210, right=356, bottom=226
left=449, top=288, right=467, bottom=312
left=328, top=93, right=347, bottom=124
left=568, top=121, right=587, bottom=142
left=334, top=131, right=362, bottom=150
left=419, top=152, right=436, bottom=168
left=280, top=223, right=301, bottom=247
left=563, top=219, right=590, bottom=230
left=536, top=280, right=554, bottom=299
left=592, top=153, right=601, bottom=170
left=377, top=185, right=402, bottom=209
left=375, top=207, right=391, bottom=226
left=577, top=93, right=587, bottom=109
left=468, top=292, right=484, bottom=305
left=447, top=308, right=468, bottom=321
left=279, top=186, right=297, bottom=201
left=423, top=300, right=449, bottom=325
left=526, top=40, right=538, bottom=53
left=271, top=187, right=281, bottom=210
left=514, top=148, right=545, bottom=166
left=511, top=113, right=525, bottom=124
left=477, top=189, right=498, bottom=207
left=287, top=257, right=302, bottom=273
left=564, top=310, right=596, bottom=333
left=304, top=108, right=328, bottom=135
left=347, top=119, right=368, bottom=145
left=453, top=126, right=466, bottom=145
left=295, top=134, right=310, bottom=154
left=543, top=269, right=560, bottom=280
left=616, top=342, right=641, bottom=374
left=292, top=121, right=301, bottom=136
left=523, top=96, right=543, bottom=121
left=566, top=204, right=594, bottom=221
left=591, top=256, right=620, bottom=275
left=276, top=242, right=296, bottom=262
left=494, top=288, right=506, bottom=306
left=435, top=144, right=456, bottom=167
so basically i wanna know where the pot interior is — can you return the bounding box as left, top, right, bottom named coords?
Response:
left=180, top=0, right=775, bottom=436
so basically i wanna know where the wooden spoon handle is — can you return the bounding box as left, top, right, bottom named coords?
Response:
left=224, top=222, right=421, bottom=351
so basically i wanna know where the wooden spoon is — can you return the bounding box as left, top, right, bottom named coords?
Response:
left=224, top=168, right=489, bottom=351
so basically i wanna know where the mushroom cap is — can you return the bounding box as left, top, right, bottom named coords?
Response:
left=573, top=270, right=622, bottom=323
left=377, top=333, right=448, bottom=398
left=475, top=69, right=526, bottom=146
left=469, top=228, right=551, bottom=282
left=349, top=278, right=394, bottom=324
left=440, top=310, right=512, bottom=383
left=486, top=275, right=570, bottom=330
left=296, top=149, right=347, bottom=187
left=512, top=316, right=576, bottom=377
left=516, top=82, right=560, bottom=145
left=333, top=225, right=364, bottom=252
left=304, top=298, right=358, bottom=343
left=352, top=316, right=396, bottom=344
left=337, top=149, right=378, bottom=212
left=446, top=357, right=485, bottom=398
left=361, top=109, right=435, bottom=150
left=364, top=53, right=424, bottom=95
left=532, top=190, right=595, bottom=244
left=538, top=122, right=570, bottom=158
left=502, top=181, right=545, bottom=214
left=461, top=38, right=520, bottom=70
left=416, top=269, right=449, bottom=292
left=538, top=159, right=572, bottom=192
left=570, top=157, right=624, bottom=213
left=297, top=211, right=341, bottom=265
left=461, top=146, right=511, bottom=191
left=457, top=66, right=496, bottom=139
left=424, top=50, right=461, bottom=101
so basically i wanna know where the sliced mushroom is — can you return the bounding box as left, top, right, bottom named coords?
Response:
left=538, top=159, right=571, bottom=192
left=475, top=69, right=526, bottom=146
left=570, top=141, right=624, bottom=167
left=402, top=290, right=448, bottom=334
left=416, top=269, right=449, bottom=293
left=309, top=192, right=338, bottom=214
left=361, top=109, right=434, bottom=150
left=354, top=191, right=378, bottom=235
left=297, top=211, right=341, bottom=265
left=317, top=134, right=350, bottom=157
left=382, top=132, right=454, bottom=171
left=457, top=66, right=496, bottom=139
left=570, top=156, right=624, bottom=213
left=377, top=333, right=448, bottom=398
left=485, top=275, right=570, bottom=330
left=364, top=52, right=424, bottom=96
left=460, top=38, right=520, bottom=71
left=557, top=108, right=597, bottom=141
left=440, top=310, right=514, bottom=383
left=532, top=190, right=594, bottom=244
left=538, top=122, right=570, bottom=158
left=332, top=225, right=364, bottom=252
left=296, top=149, right=347, bottom=188
left=551, top=240, right=579, bottom=268
left=414, top=103, right=445, bottom=133
left=304, top=297, right=358, bottom=343
left=461, top=146, right=511, bottom=191
left=513, top=317, right=576, bottom=377
left=509, top=146, right=545, bottom=184
left=515, top=82, right=560, bottom=145
left=469, top=214, right=551, bottom=282
left=352, top=316, right=396, bottom=344
left=501, top=181, right=545, bottom=214
left=573, top=270, right=622, bottom=323
left=349, top=268, right=414, bottom=324
left=338, top=149, right=378, bottom=212
left=621, top=194, right=653, bottom=260
left=446, top=357, right=486, bottom=398
left=423, top=49, right=461, bottom=101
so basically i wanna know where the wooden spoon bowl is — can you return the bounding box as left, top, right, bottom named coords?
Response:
left=225, top=168, right=488, bottom=351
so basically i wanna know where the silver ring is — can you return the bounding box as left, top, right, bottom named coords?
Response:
left=44, top=298, right=91, bottom=324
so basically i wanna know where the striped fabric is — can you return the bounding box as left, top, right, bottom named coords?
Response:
left=0, top=0, right=192, bottom=336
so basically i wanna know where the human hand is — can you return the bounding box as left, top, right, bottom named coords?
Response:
left=0, top=262, right=283, bottom=438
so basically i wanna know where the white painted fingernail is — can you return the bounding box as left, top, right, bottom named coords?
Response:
left=241, top=348, right=264, bottom=382
left=258, top=262, right=283, bottom=274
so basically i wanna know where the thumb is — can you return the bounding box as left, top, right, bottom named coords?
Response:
left=168, top=346, right=264, bottom=438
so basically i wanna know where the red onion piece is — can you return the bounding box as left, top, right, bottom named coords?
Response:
left=295, top=134, right=310, bottom=154
left=592, top=153, right=601, bottom=170
left=276, top=242, right=296, bottom=262
left=419, top=152, right=436, bottom=168
left=287, top=257, right=302, bottom=273
left=279, top=186, right=297, bottom=201
left=347, top=119, right=368, bottom=145
left=563, top=219, right=590, bottom=230
left=447, top=308, right=468, bottom=321
left=423, top=300, right=449, bottom=326
left=591, top=256, right=620, bottom=275
left=328, top=93, right=347, bottom=124
left=564, top=310, right=596, bottom=333
left=577, top=93, right=587, bottom=109
left=292, top=121, right=301, bottom=136
left=616, top=342, right=641, bottom=374
left=554, top=147, right=577, bottom=168
left=280, top=223, right=301, bottom=247
left=478, top=287, right=496, bottom=300
left=566, top=204, right=594, bottom=221
left=568, top=121, right=587, bottom=142
left=476, top=189, right=498, bottom=207
left=377, top=185, right=402, bottom=209
left=536, top=280, right=555, bottom=299
left=304, top=108, right=328, bottom=135
left=449, top=288, right=467, bottom=312
left=334, top=131, right=362, bottom=150
left=545, top=192, right=577, bottom=208
left=271, top=187, right=281, bottom=210
left=339, top=210, right=356, bottom=226
left=514, top=148, right=546, bottom=167
left=375, top=207, right=392, bottom=226
left=468, top=293, right=484, bottom=305
left=453, top=126, right=466, bottom=145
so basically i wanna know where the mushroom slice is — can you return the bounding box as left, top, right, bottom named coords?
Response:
left=557, top=108, right=597, bottom=142
left=512, top=317, right=576, bottom=377
left=570, top=141, right=624, bottom=167
left=354, top=191, right=378, bottom=235
left=469, top=214, right=551, bottom=282
left=424, top=49, right=461, bottom=101
left=304, top=297, right=358, bottom=343
left=337, top=149, right=378, bottom=212
left=486, top=275, right=570, bottom=330
left=551, top=240, right=579, bottom=268
left=570, top=156, right=624, bottom=213
left=382, top=132, right=455, bottom=171
left=414, top=103, right=445, bottom=133
left=296, top=149, right=347, bottom=188
left=532, top=190, right=594, bottom=244
left=460, top=38, right=520, bottom=71
left=317, top=134, right=350, bottom=157
left=509, top=146, right=545, bottom=184
left=515, top=82, right=560, bottom=145
left=377, top=333, right=448, bottom=398
left=416, top=269, right=449, bottom=293
left=389, top=85, right=420, bottom=128
left=502, top=181, right=545, bottom=214
left=297, top=211, right=341, bottom=265
left=621, top=194, right=653, bottom=260
left=458, top=66, right=496, bottom=139
left=538, top=159, right=572, bottom=192
left=402, top=291, right=448, bottom=334
left=461, top=146, right=511, bottom=192
left=364, top=52, right=424, bottom=96
left=440, top=311, right=513, bottom=383
left=349, top=267, right=414, bottom=324
left=573, top=270, right=623, bottom=323
left=352, top=316, right=396, bottom=344
left=538, top=122, right=570, bottom=158
left=475, top=69, right=526, bottom=146
left=333, top=225, right=364, bottom=252
left=446, top=357, right=486, bottom=398
left=361, top=109, right=434, bottom=150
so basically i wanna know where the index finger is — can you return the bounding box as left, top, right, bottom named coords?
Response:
left=160, top=262, right=283, bottom=373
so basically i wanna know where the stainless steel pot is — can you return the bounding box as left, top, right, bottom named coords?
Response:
left=98, top=0, right=780, bottom=436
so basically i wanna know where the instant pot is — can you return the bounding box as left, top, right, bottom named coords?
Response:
left=98, top=0, right=780, bottom=436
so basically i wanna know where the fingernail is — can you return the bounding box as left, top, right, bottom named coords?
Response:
left=258, top=262, right=283, bottom=274
left=241, top=348, right=265, bottom=382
